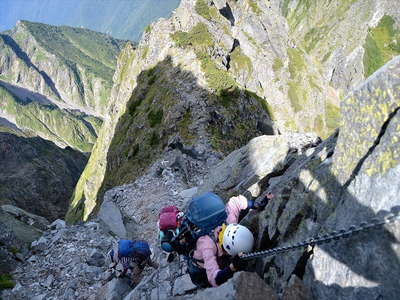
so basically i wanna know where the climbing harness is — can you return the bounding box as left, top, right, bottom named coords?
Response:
left=241, top=209, right=400, bottom=260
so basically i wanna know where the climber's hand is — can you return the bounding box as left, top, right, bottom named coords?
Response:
left=254, top=192, right=274, bottom=211
left=231, top=255, right=247, bottom=271
left=167, top=253, right=176, bottom=263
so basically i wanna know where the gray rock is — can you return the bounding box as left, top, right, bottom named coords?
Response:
left=282, top=275, right=310, bottom=300
left=104, top=278, right=132, bottom=300
left=32, top=294, right=46, bottom=300
left=1, top=205, right=49, bottom=230
left=28, top=255, right=38, bottom=263
left=197, top=134, right=318, bottom=198
left=31, top=237, right=48, bottom=252
left=15, top=252, right=24, bottom=261
left=172, top=274, right=197, bottom=296
left=192, top=272, right=277, bottom=300
left=84, top=265, right=103, bottom=277
left=179, top=187, right=198, bottom=200
left=63, top=288, right=75, bottom=300
left=98, top=200, right=127, bottom=238
left=43, top=274, right=54, bottom=288
left=87, top=249, right=106, bottom=267
left=85, top=222, right=100, bottom=230
left=0, top=209, right=43, bottom=247
left=49, top=219, right=66, bottom=230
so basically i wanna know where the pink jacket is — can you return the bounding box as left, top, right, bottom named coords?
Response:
left=192, top=195, right=248, bottom=287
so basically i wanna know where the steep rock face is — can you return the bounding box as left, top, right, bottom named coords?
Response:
left=68, top=0, right=400, bottom=221
left=247, top=57, right=400, bottom=299
left=0, top=132, right=87, bottom=220
left=0, top=21, right=125, bottom=151
left=223, top=0, right=399, bottom=136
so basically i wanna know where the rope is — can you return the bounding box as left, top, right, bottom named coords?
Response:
left=241, top=210, right=400, bottom=260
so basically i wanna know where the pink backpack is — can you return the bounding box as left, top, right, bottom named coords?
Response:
left=159, top=206, right=181, bottom=231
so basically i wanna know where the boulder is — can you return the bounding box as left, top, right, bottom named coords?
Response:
left=98, top=200, right=127, bottom=238
left=48, top=219, right=66, bottom=230
left=1, top=205, right=49, bottom=231
left=282, top=275, right=310, bottom=300
left=172, top=274, right=197, bottom=296
left=0, top=209, right=42, bottom=246
left=87, top=249, right=106, bottom=267
left=104, top=278, right=132, bottom=300
left=197, top=134, right=319, bottom=199
left=31, top=237, right=48, bottom=252
left=192, top=272, right=277, bottom=300
left=179, top=187, right=198, bottom=200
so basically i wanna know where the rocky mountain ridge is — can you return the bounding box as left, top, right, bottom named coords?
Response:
left=1, top=0, right=400, bottom=299
left=67, top=0, right=400, bottom=221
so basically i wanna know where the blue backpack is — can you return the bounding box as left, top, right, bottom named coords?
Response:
left=186, top=192, right=227, bottom=238
left=118, top=240, right=151, bottom=261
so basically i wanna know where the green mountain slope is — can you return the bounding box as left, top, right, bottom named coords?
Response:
left=0, top=85, right=99, bottom=152
left=0, top=21, right=127, bottom=151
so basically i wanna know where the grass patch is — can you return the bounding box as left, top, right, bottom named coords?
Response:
left=142, top=46, right=149, bottom=59
left=322, top=51, right=331, bottom=63
left=172, top=23, right=235, bottom=93
left=285, top=119, right=297, bottom=131
left=314, top=114, right=324, bottom=133
left=0, top=274, right=14, bottom=290
left=199, top=53, right=236, bottom=92
left=150, top=131, right=160, bottom=146
left=363, top=15, right=400, bottom=77
left=303, top=26, right=330, bottom=53
left=195, top=0, right=212, bottom=20
left=218, top=87, right=240, bottom=107
left=245, top=90, right=275, bottom=120
left=288, top=81, right=306, bottom=113
left=128, top=93, right=144, bottom=116
left=144, top=24, right=152, bottom=34
left=178, top=109, right=196, bottom=144
left=325, top=102, right=340, bottom=130
left=247, top=0, right=262, bottom=15
left=243, top=31, right=260, bottom=50
left=287, top=48, right=306, bottom=80
left=148, top=109, right=163, bottom=127
left=272, top=58, right=283, bottom=72
left=171, top=23, right=213, bottom=48
left=9, top=246, right=18, bottom=255
left=230, top=46, right=253, bottom=74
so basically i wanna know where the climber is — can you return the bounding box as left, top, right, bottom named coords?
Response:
left=107, top=239, right=158, bottom=286
left=159, top=191, right=273, bottom=288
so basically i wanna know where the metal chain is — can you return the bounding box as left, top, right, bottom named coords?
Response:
left=241, top=210, right=400, bottom=260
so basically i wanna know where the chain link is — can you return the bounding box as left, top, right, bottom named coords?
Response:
left=241, top=210, right=400, bottom=260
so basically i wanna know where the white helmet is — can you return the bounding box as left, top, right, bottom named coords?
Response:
left=222, top=224, right=254, bottom=256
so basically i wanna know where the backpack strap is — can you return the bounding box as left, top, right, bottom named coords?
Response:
left=188, top=250, right=204, bottom=265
